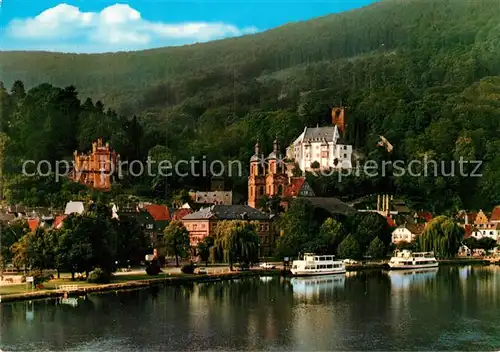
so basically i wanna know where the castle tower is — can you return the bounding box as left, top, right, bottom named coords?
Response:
left=332, top=106, right=346, bottom=136
left=248, top=140, right=266, bottom=208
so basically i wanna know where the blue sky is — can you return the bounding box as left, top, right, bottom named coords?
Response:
left=0, top=0, right=376, bottom=53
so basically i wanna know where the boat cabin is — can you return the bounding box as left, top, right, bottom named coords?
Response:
left=302, top=253, right=336, bottom=262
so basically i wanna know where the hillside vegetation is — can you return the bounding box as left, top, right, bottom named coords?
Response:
left=2, top=0, right=500, bottom=212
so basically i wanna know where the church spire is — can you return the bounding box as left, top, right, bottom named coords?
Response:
left=254, top=139, right=260, bottom=155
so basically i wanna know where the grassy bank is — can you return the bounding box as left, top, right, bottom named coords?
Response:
left=0, top=270, right=282, bottom=303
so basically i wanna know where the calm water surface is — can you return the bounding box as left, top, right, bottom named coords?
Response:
left=1, top=265, right=500, bottom=351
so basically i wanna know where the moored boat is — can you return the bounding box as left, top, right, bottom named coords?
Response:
left=388, top=249, right=438, bottom=270
left=290, top=253, right=346, bottom=276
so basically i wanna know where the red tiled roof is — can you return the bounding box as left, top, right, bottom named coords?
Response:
left=417, top=212, right=433, bottom=222
left=144, top=204, right=171, bottom=221
left=490, top=206, right=500, bottom=221
left=28, top=218, right=40, bottom=232
left=172, top=208, right=193, bottom=220
left=386, top=217, right=397, bottom=227
left=284, top=177, right=306, bottom=197
left=53, top=215, right=68, bottom=229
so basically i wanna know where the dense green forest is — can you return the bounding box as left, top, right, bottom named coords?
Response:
left=2, top=0, right=500, bottom=211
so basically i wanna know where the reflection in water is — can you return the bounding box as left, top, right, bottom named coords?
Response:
left=290, top=275, right=345, bottom=302
left=387, top=267, right=439, bottom=290
left=1, top=267, right=500, bottom=351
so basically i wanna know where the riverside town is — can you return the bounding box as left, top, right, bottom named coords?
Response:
left=2, top=0, right=500, bottom=351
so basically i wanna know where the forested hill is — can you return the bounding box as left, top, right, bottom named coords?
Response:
left=2, top=0, right=500, bottom=212
left=1, top=0, right=497, bottom=109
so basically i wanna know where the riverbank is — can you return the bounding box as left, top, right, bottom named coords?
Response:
left=0, top=270, right=282, bottom=303
left=1, top=259, right=492, bottom=303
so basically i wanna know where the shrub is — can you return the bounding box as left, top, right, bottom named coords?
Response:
left=146, top=262, right=162, bottom=275
left=181, top=263, right=195, bottom=274
left=27, top=272, right=52, bottom=285
left=87, top=268, right=111, bottom=284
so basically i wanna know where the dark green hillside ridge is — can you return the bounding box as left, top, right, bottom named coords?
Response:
left=1, top=0, right=498, bottom=110
left=3, top=0, right=500, bottom=213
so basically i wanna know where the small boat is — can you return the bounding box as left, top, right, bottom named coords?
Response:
left=388, top=249, right=438, bottom=270
left=290, top=253, right=346, bottom=276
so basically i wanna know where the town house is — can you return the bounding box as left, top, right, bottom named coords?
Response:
left=181, top=204, right=274, bottom=256
left=391, top=222, right=426, bottom=244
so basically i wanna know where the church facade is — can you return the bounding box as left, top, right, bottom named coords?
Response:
left=247, top=139, right=315, bottom=209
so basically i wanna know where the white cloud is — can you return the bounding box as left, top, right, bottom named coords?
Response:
left=6, top=3, right=258, bottom=51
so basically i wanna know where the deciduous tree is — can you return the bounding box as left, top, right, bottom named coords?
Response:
left=163, top=220, right=191, bottom=267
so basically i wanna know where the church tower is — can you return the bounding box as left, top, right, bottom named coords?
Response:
left=248, top=140, right=266, bottom=208
left=265, top=139, right=288, bottom=198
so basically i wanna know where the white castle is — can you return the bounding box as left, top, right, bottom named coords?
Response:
left=286, top=124, right=353, bottom=172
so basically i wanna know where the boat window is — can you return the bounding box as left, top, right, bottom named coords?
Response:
left=315, top=257, right=319, bottom=261
left=327, top=264, right=332, bottom=268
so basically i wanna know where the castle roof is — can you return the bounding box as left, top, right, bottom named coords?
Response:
left=303, top=125, right=340, bottom=142
left=290, top=125, right=343, bottom=146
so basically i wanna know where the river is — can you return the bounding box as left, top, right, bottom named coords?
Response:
left=1, top=265, right=500, bottom=351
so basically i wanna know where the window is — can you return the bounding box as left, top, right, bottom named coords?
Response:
left=146, top=224, right=154, bottom=230
left=344, top=154, right=347, bottom=158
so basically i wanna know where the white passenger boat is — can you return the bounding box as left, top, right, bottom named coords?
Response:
left=388, top=249, right=438, bottom=270
left=290, top=253, right=346, bottom=276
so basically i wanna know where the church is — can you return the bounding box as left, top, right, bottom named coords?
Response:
left=247, top=139, right=315, bottom=209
